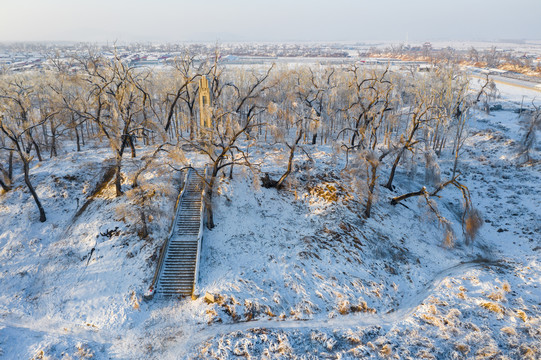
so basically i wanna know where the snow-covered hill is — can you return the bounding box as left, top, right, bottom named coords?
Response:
left=0, top=88, right=539, bottom=359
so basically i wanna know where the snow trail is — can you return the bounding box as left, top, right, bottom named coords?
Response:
left=174, top=257, right=507, bottom=357
left=0, top=257, right=505, bottom=358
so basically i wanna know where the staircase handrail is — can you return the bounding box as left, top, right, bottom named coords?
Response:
left=192, top=165, right=208, bottom=298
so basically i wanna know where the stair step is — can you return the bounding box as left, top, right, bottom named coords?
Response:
left=162, top=266, right=196, bottom=270
left=163, top=264, right=196, bottom=268
left=164, top=258, right=196, bottom=262
left=159, top=286, right=193, bottom=290
left=163, top=262, right=196, bottom=266
left=161, top=273, right=195, bottom=277
left=154, top=167, right=206, bottom=301
left=162, top=272, right=194, bottom=276
left=158, top=288, right=193, bottom=292
left=158, top=292, right=191, bottom=296
left=159, top=287, right=193, bottom=291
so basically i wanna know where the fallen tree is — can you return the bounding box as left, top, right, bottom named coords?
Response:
left=391, top=175, right=483, bottom=246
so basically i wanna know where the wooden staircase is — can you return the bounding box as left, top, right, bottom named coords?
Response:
left=153, top=168, right=205, bottom=298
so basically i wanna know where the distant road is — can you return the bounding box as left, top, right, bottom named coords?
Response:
left=470, top=73, right=541, bottom=93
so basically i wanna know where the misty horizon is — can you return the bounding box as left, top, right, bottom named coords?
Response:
left=2, top=0, right=541, bottom=43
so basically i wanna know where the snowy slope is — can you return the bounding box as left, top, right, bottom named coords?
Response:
left=0, top=86, right=540, bottom=359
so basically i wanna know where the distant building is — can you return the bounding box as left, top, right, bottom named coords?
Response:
left=418, top=64, right=434, bottom=72
left=199, top=76, right=212, bottom=132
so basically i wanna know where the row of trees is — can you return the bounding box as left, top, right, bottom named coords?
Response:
left=1, top=49, right=492, bottom=243
left=366, top=44, right=541, bottom=75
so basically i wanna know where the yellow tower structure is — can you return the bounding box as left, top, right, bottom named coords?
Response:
left=198, top=76, right=212, bottom=132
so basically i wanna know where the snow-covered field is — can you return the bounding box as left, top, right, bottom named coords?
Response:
left=0, top=83, right=540, bottom=359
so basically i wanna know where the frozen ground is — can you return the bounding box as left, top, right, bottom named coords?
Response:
left=0, top=84, right=540, bottom=359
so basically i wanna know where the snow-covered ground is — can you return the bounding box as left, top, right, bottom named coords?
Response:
left=0, top=82, right=540, bottom=359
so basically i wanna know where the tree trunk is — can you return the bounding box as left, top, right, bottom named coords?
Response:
left=205, top=166, right=218, bottom=229
left=391, top=187, right=427, bottom=205
left=364, top=162, right=378, bottom=218
left=0, top=177, right=10, bottom=192
left=189, top=110, right=195, bottom=140
left=115, top=153, right=123, bottom=197
left=31, top=137, right=43, bottom=162
left=139, top=210, right=148, bottom=239
left=80, top=122, right=85, bottom=146
left=8, top=151, right=13, bottom=181
left=23, top=160, right=46, bottom=222
left=275, top=129, right=303, bottom=189
left=75, top=126, right=81, bottom=152
left=384, top=149, right=404, bottom=190
left=129, top=135, right=136, bottom=158
left=42, top=123, right=49, bottom=147
left=50, top=128, right=57, bottom=158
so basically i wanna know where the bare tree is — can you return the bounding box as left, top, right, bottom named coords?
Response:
left=0, top=114, right=47, bottom=221
left=179, top=64, right=276, bottom=228
left=520, top=102, right=541, bottom=162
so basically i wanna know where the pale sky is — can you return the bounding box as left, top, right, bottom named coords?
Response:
left=1, top=0, right=540, bottom=43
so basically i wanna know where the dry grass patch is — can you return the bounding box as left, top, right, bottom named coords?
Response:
left=480, top=301, right=504, bottom=314
left=307, top=182, right=352, bottom=204
left=514, top=309, right=528, bottom=322
left=519, top=345, right=537, bottom=360
left=487, top=291, right=505, bottom=301
left=379, top=344, right=392, bottom=357
left=501, top=326, right=517, bottom=335
left=455, top=343, right=470, bottom=355
left=476, top=345, right=499, bottom=358
left=421, top=314, right=443, bottom=327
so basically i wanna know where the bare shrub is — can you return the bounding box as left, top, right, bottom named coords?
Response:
left=424, top=150, right=441, bottom=186
left=464, top=208, right=483, bottom=245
